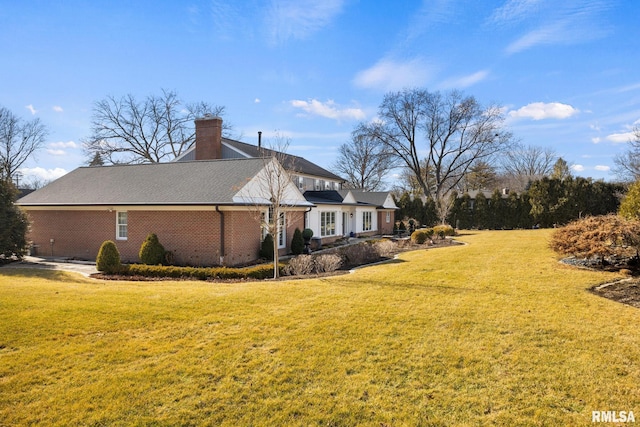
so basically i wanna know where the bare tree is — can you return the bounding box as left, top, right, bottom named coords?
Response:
left=0, top=106, right=48, bottom=181
left=333, top=128, right=398, bottom=190
left=613, top=126, right=640, bottom=182
left=240, top=134, right=308, bottom=279
left=362, top=88, right=513, bottom=223
left=500, top=143, right=557, bottom=192
left=83, top=89, right=229, bottom=164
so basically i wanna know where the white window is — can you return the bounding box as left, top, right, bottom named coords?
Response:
left=315, top=179, right=321, bottom=190
left=320, top=211, right=336, bottom=237
left=116, top=211, right=128, bottom=240
left=386, top=211, right=391, bottom=223
left=262, top=208, right=286, bottom=248
left=324, top=180, right=331, bottom=190
left=363, top=211, right=372, bottom=232
left=297, top=176, right=304, bottom=191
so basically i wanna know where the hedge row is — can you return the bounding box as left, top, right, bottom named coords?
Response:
left=116, top=263, right=282, bottom=280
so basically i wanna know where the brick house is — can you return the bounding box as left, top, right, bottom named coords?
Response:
left=17, top=116, right=396, bottom=265
left=175, top=116, right=397, bottom=244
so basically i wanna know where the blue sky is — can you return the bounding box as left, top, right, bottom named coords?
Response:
left=2, top=0, right=639, bottom=186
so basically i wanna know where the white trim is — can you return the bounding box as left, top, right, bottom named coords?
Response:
left=116, top=211, right=128, bottom=240
left=320, top=211, right=337, bottom=237
left=18, top=204, right=311, bottom=212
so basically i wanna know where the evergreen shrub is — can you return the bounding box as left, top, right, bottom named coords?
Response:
left=433, top=224, right=455, bottom=238
left=96, top=240, right=121, bottom=274
left=139, top=233, right=165, bottom=265
left=291, top=228, right=304, bottom=255
left=411, top=229, right=429, bottom=244
left=260, top=234, right=274, bottom=260
left=124, top=263, right=282, bottom=280
left=302, top=228, right=314, bottom=240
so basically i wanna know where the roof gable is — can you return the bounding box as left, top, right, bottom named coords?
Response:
left=340, top=190, right=399, bottom=209
left=233, top=158, right=312, bottom=206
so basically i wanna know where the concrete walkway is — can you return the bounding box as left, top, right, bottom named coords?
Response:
left=1, top=256, right=98, bottom=277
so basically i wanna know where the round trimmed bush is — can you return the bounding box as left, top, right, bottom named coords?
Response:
left=96, top=240, right=121, bottom=274
left=411, top=230, right=428, bottom=244
left=302, top=228, right=314, bottom=240
left=139, top=233, right=165, bottom=265
left=433, top=224, right=455, bottom=238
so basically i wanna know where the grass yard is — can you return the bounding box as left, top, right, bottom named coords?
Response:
left=1, top=230, right=639, bottom=426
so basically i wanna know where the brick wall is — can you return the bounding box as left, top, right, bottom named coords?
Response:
left=378, top=210, right=395, bottom=235
left=25, top=208, right=303, bottom=267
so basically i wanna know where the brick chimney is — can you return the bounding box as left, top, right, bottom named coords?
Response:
left=194, top=115, right=223, bottom=160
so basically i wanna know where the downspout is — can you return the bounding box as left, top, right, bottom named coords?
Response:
left=216, top=206, right=225, bottom=265
left=304, top=207, right=312, bottom=229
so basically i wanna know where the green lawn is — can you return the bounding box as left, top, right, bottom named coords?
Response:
left=1, top=230, right=639, bottom=426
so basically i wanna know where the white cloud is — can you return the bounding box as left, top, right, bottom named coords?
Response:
left=25, top=104, right=37, bottom=115
left=508, top=102, right=579, bottom=120
left=353, top=57, right=434, bottom=91
left=290, top=99, right=365, bottom=121
left=506, top=21, right=567, bottom=54
left=254, top=98, right=261, bottom=103
left=440, top=70, right=490, bottom=89
left=18, top=167, right=68, bottom=181
left=53, top=105, right=63, bottom=113
left=266, top=0, right=345, bottom=45
left=595, top=165, right=610, bottom=171
left=606, top=131, right=635, bottom=144
left=571, top=164, right=585, bottom=172
left=591, top=137, right=602, bottom=144
left=494, top=1, right=614, bottom=54
left=488, top=0, right=543, bottom=26
left=46, top=149, right=66, bottom=156
left=49, top=141, right=78, bottom=149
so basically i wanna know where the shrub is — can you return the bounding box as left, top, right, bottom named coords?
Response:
left=124, top=263, right=281, bottom=280
left=260, top=234, right=274, bottom=260
left=411, top=230, right=428, bottom=244
left=163, top=250, right=175, bottom=266
left=340, top=242, right=379, bottom=267
left=291, top=228, right=304, bottom=255
left=96, top=240, right=121, bottom=274
left=302, top=228, right=314, bottom=240
left=619, top=180, right=640, bottom=220
left=139, top=233, right=165, bottom=265
left=314, top=254, right=342, bottom=273
left=550, top=214, right=640, bottom=265
left=285, top=255, right=315, bottom=276
left=398, top=221, right=406, bottom=232
left=374, top=239, right=396, bottom=258
left=433, top=224, right=455, bottom=238
left=0, top=179, right=28, bottom=259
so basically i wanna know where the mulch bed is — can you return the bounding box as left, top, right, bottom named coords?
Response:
left=591, top=279, right=640, bottom=309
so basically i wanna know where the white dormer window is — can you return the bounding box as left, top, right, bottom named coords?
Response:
left=325, top=181, right=331, bottom=190
left=298, top=176, right=304, bottom=190
left=315, top=179, right=320, bottom=190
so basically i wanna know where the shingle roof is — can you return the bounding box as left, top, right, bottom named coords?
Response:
left=17, top=158, right=268, bottom=206
left=303, top=190, right=350, bottom=205
left=177, top=138, right=345, bottom=182
left=338, top=190, right=398, bottom=209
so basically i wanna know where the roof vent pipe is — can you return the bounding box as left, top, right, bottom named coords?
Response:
left=258, top=131, right=262, bottom=149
